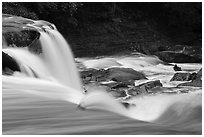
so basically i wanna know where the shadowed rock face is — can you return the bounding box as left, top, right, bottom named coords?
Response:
left=2, top=51, right=20, bottom=74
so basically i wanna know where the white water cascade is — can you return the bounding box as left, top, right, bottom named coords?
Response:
left=3, top=22, right=85, bottom=105
left=2, top=19, right=202, bottom=124
left=39, top=30, right=82, bottom=91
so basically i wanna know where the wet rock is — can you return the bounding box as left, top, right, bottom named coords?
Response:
left=3, top=14, right=42, bottom=53
left=170, top=73, right=192, bottom=81
left=80, top=69, right=109, bottom=83
left=80, top=67, right=147, bottom=85
left=177, top=79, right=202, bottom=87
left=177, top=68, right=202, bottom=87
left=109, top=89, right=127, bottom=98
left=127, top=80, right=162, bottom=96
left=155, top=51, right=201, bottom=63
left=196, top=68, right=202, bottom=79
left=80, top=68, right=163, bottom=98
left=140, top=80, right=163, bottom=90
left=2, top=51, right=20, bottom=74
left=173, top=64, right=182, bottom=71
left=107, top=68, right=147, bottom=83
left=110, top=83, right=129, bottom=89
left=127, top=86, right=148, bottom=96
left=170, top=72, right=201, bottom=82
left=189, top=72, right=197, bottom=81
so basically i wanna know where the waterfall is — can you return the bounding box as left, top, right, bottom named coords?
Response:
left=39, top=30, right=82, bottom=91
left=2, top=18, right=202, bottom=124
left=3, top=23, right=84, bottom=104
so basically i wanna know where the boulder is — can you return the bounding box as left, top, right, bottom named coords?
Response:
left=80, top=67, right=147, bottom=85
left=2, top=14, right=43, bottom=53
left=155, top=51, right=201, bottom=63
left=107, top=68, right=147, bottom=84
left=170, top=73, right=192, bottom=81
left=170, top=71, right=201, bottom=82
left=173, top=64, right=182, bottom=71
left=139, top=80, right=163, bottom=90
left=177, top=68, right=202, bottom=87
left=127, top=80, right=163, bottom=96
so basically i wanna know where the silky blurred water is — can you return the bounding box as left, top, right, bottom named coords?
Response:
left=2, top=20, right=202, bottom=135
left=2, top=50, right=202, bottom=135
left=2, top=89, right=201, bottom=135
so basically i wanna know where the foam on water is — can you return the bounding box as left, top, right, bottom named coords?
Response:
left=78, top=86, right=201, bottom=122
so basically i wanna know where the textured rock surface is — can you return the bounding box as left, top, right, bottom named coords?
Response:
left=107, top=68, right=147, bottom=84
left=80, top=67, right=147, bottom=84
left=177, top=68, right=202, bottom=87
left=2, top=14, right=41, bottom=53
left=80, top=68, right=164, bottom=98
left=170, top=73, right=192, bottom=81
left=127, top=80, right=163, bottom=96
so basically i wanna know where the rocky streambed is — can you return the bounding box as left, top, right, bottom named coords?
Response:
left=77, top=57, right=202, bottom=100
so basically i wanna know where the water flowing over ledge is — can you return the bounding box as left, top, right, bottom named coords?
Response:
left=2, top=15, right=202, bottom=134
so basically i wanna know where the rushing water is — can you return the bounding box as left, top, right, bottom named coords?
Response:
left=2, top=21, right=202, bottom=135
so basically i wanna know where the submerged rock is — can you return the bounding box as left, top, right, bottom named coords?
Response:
left=109, top=89, right=127, bottom=98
